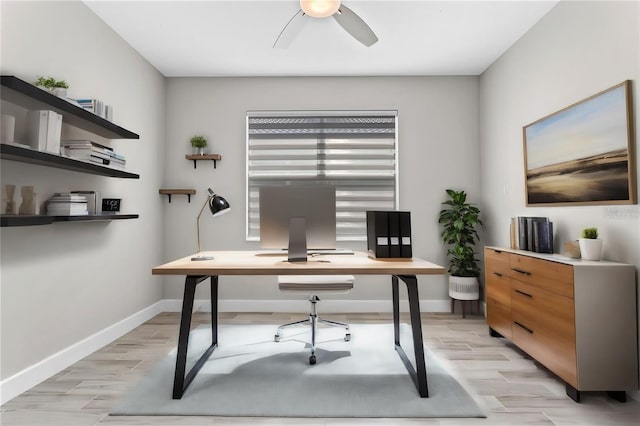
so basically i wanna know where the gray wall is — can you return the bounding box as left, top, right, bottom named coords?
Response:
left=0, top=1, right=166, bottom=380
left=162, top=77, right=481, bottom=304
left=479, top=0, right=639, bottom=389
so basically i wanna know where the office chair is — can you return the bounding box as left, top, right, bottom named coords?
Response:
left=275, top=275, right=354, bottom=365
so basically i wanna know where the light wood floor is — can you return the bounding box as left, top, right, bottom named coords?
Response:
left=1, top=312, right=639, bottom=425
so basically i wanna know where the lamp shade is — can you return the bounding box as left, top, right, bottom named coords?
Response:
left=300, top=0, right=340, bottom=18
left=208, top=188, right=230, bottom=217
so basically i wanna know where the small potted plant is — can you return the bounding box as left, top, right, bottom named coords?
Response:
left=190, top=135, right=207, bottom=155
left=35, top=76, right=69, bottom=98
left=438, top=189, right=482, bottom=316
left=579, top=227, right=601, bottom=261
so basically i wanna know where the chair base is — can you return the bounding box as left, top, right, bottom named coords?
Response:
left=274, top=295, right=350, bottom=364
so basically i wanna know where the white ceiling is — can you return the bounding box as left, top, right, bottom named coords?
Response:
left=84, top=0, right=558, bottom=77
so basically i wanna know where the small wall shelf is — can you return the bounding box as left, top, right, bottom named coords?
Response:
left=185, top=154, right=221, bottom=169
left=159, top=189, right=196, bottom=203
left=1, top=213, right=139, bottom=227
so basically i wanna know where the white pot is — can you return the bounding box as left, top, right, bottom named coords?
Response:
left=52, top=87, right=67, bottom=98
left=448, top=275, right=479, bottom=300
left=578, top=238, right=602, bottom=261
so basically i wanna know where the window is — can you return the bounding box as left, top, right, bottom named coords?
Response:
left=246, top=110, right=398, bottom=241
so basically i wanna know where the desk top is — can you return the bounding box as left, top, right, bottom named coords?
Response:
left=152, top=250, right=446, bottom=276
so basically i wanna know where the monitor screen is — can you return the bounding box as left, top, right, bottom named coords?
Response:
left=259, top=185, right=336, bottom=250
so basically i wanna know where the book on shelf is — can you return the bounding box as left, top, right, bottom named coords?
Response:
left=525, top=217, right=549, bottom=251
left=61, top=140, right=126, bottom=169
left=75, top=99, right=112, bottom=121
left=533, top=221, right=553, bottom=253
left=46, top=193, right=88, bottom=216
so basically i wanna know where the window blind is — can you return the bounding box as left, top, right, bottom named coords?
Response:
left=246, top=111, right=398, bottom=241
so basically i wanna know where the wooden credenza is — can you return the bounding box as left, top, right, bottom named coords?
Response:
left=485, top=246, right=638, bottom=402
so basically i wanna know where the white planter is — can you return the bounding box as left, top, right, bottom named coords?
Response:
left=579, top=238, right=602, bottom=261
left=448, top=275, right=479, bottom=300
left=52, top=87, right=67, bottom=98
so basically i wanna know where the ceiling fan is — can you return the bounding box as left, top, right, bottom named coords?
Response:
left=273, top=0, right=379, bottom=48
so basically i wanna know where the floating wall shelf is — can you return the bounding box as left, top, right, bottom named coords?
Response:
left=1, top=213, right=139, bottom=227
left=159, top=189, right=196, bottom=203
left=0, top=144, right=140, bottom=178
left=0, top=75, right=139, bottom=139
left=185, top=154, right=221, bottom=169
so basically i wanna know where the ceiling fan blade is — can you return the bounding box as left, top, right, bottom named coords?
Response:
left=273, top=9, right=307, bottom=48
left=333, top=3, right=378, bottom=47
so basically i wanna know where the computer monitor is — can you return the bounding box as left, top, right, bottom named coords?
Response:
left=259, top=185, right=336, bottom=261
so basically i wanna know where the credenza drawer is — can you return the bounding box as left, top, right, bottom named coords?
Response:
left=486, top=297, right=512, bottom=339
left=512, top=316, right=578, bottom=387
left=510, top=254, right=574, bottom=298
left=485, top=247, right=511, bottom=267
left=511, top=280, right=575, bottom=338
left=511, top=280, right=577, bottom=386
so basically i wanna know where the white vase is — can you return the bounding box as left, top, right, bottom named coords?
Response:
left=578, top=238, right=602, bottom=261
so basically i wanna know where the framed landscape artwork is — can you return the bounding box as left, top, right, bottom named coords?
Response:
left=523, top=80, right=636, bottom=206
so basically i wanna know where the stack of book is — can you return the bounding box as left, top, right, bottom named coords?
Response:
left=510, top=216, right=553, bottom=253
left=46, top=193, right=88, bottom=216
left=61, top=140, right=126, bottom=169
left=75, top=98, right=113, bottom=121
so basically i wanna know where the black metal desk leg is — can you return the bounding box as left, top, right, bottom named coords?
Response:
left=172, top=275, right=218, bottom=399
left=392, top=276, right=400, bottom=345
left=392, top=274, right=429, bottom=397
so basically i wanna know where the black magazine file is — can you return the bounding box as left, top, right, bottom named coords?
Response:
left=366, top=211, right=412, bottom=258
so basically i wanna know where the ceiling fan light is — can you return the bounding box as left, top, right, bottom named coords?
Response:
left=300, top=0, right=341, bottom=18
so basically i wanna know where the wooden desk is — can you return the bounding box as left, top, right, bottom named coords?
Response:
left=153, top=250, right=446, bottom=399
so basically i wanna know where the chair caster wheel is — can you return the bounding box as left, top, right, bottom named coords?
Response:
left=274, top=334, right=280, bottom=342
left=309, top=355, right=316, bottom=365
left=344, top=333, right=351, bottom=342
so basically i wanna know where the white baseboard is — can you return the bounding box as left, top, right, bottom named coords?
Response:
left=0, top=301, right=165, bottom=405
left=162, top=298, right=452, bottom=314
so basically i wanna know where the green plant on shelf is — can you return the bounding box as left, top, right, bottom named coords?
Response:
left=581, top=227, right=598, bottom=239
left=190, top=135, right=207, bottom=148
left=35, top=76, right=69, bottom=90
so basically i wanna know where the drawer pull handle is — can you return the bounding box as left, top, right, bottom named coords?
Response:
left=493, top=272, right=503, bottom=277
left=512, top=268, right=532, bottom=276
left=493, top=250, right=503, bottom=254
left=515, top=289, right=533, bottom=298
left=514, top=321, right=534, bottom=334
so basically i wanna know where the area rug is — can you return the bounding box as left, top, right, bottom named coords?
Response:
left=111, top=323, right=486, bottom=418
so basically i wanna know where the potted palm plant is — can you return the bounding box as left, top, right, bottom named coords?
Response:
left=438, top=189, right=482, bottom=316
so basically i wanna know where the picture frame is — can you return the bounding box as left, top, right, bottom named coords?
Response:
left=523, top=80, right=636, bottom=206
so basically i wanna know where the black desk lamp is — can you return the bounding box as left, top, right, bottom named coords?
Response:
left=191, top=188, right=230, bottom=261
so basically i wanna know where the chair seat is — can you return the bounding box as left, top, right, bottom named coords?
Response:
left=277, top=275, right=354, bottom=293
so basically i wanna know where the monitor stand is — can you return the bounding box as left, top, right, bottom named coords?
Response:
left=288, top=217, right=307, bottom=262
